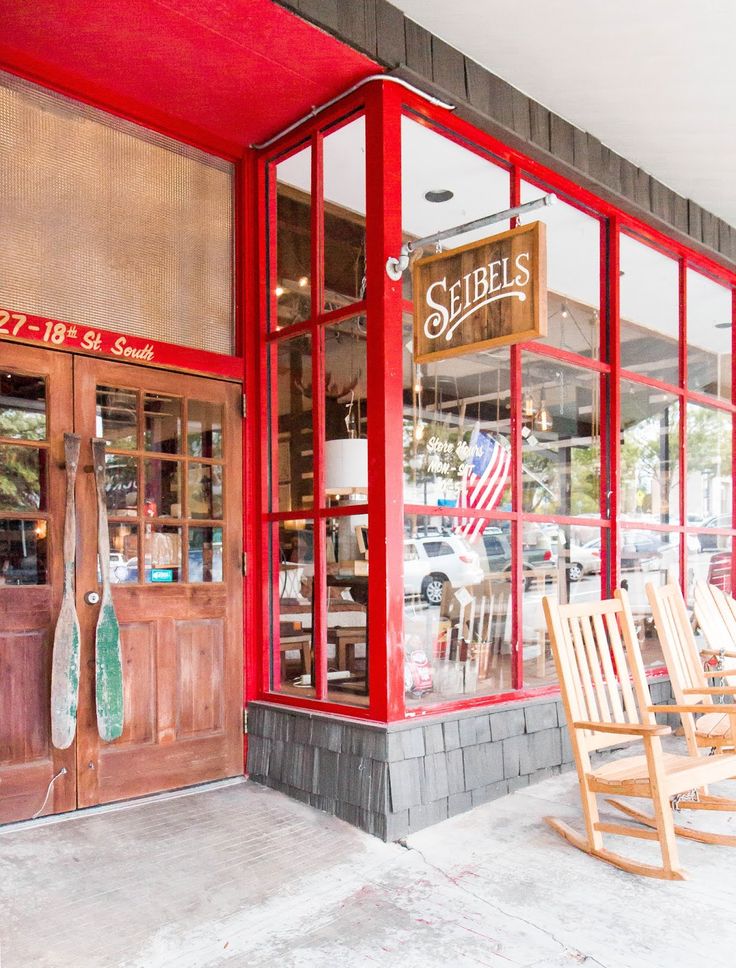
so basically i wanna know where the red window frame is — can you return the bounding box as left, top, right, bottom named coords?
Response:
left=254, top=79, right=736, bottom=723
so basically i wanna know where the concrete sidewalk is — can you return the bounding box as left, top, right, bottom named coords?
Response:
left=1, top=759, right=735, bottom=968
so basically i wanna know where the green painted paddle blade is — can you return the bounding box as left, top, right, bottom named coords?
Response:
left=50, top=595, right=81, bottom=750
left=95, top=598, right=124, bottom=742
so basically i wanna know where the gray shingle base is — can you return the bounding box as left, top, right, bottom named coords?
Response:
left=246, top=680, right=674, bottom=841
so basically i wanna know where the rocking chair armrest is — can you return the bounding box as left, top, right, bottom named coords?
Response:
left=682, top=687, right=736, bottom=696
left=700, top=649, right=736, bottom=660
left=572, top=720, right=671, bottom=737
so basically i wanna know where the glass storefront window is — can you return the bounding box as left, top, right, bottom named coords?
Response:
left=325, top=516, right=368, bottom=705
left=275, top=143, right=312, bottom=329
left=620, top=234, right=679, bottom=383
left=401, top=116, right=510, bottom=305
left=686, top=403, right=732, bottom=524
left=687, top=268, right=732, bottom=402
left=521, top=357, right=601, bottom=516
left=620, top=527, right=680, bottom=668
left=520, top=182, right=601, bottom=358
left=404, top=513, right=513, bottom=706
left=272, top=520, right=316, bottom=697
left=523, top=525, right=603, bottom=686
left=620, top=383, right=679, bottom=524
left=324, top=316, right=368, bottom=504
left=323, top=116, right=366, bottom=311
left=403, top=347, right=511, bottom=509
left=272, top=334, right=313, bottom=513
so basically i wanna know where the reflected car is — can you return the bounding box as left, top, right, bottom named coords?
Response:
left=404, top=535, right=484, bottom=606
left=471, top=527, right=556, bottom=590
left=562, top=541, right=602, bottom=582
left=700, top=515, right=732, bottom=551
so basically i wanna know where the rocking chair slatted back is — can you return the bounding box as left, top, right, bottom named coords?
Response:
left=694, top=580, right=735, bottom=662
left=543, top=592, right=654, bottom=754
left=695, top=581, right=736, bottom=673
left=647, top=581, right=711, bottom=711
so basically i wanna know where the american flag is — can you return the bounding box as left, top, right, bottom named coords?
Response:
left=455, top=424, right=511, bottom=541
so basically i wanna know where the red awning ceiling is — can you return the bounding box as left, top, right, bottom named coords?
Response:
left=0, top=0, right=379, bottom=157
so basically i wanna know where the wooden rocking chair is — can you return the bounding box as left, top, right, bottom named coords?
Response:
left=543, top=589, right=736, bottom=880
left=693, top=579, right=736, bottom=673
left=647, top=580, right=736, bottom=754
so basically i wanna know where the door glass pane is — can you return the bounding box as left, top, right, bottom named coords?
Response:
left=109, top=522, right=137, bottom=584
left=188, top=463, right=223, bottom=519
left=96, top=386, right=138, bottom=450
left=104, top=454, right=138, bottom=513
left=188, top=401, right=223, bottom=458
left=144, top=459, right=182, bottom=518
left=0, top=444, right=46, bottom=511
left=143, top=525, right=181, bottom=583
left=189, top=526, right=223, bottom=583
left=0, top=373, right=46, bottom=440
left=144, top=394, right=181, bottom=454
left=0, top=518, right=47, bottom=584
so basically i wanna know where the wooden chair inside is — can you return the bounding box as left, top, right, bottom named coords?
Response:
left=543, top=589, right=736, bottom=880
left=648, top=580, right=736, bottom=754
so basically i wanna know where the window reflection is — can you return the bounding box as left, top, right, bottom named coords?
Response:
left=620, top=383, right=679, bottom=524
left=274, top=335, right=313, bottom=512
left=274, top=144, right=312, bottom=328
left=0, top=518, right=47, bottom=585
left=620, top=235, right=679, bottom=382
left=403, top=346, right=512, bottom=509
left=0, top=373, right=46, bottom=440
left=686, top=403, right=731, bottom=524
left=687, top=268, right=732, bottom=402
left=404, top=514, right=512, bottom=705
left=272, top=521, right=315, bottom=697
left=520, top=181, right=601, bottom=358
left=521, top=357, right=601, bottom=517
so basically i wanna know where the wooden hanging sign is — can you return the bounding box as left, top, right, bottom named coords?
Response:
left=413, top=221, right=547, bottom=363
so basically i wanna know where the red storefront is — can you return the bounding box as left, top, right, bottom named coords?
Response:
left=1, top=1, right=734, bottom=838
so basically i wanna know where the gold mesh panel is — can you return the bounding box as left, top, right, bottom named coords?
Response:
left=0, top=72, right=234, bottom=355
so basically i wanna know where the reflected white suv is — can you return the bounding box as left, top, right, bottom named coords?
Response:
left=404, top=535, right=484, bottom=606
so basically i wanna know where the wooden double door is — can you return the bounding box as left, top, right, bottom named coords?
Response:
left=0, top=343, right=244, bottom=824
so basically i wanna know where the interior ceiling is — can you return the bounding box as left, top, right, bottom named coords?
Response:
left=0, top=0, right=378, bottom=156
left=393, top=0, right=736, bottom=229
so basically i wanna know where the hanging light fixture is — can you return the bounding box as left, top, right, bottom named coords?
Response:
left=535, top=391, right=553, bottom=432
left=522, top=393, right=536, bottom=419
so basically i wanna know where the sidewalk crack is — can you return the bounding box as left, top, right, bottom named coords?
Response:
left=398, top=841, right=610, bottom=968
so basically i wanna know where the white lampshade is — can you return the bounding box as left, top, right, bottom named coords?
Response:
left=324, top=438, right=368, bottom=494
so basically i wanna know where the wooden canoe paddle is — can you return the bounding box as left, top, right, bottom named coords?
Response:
left=91, top=437, right=125, bottom=742
left=50, top=433, right=82, bottom=750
